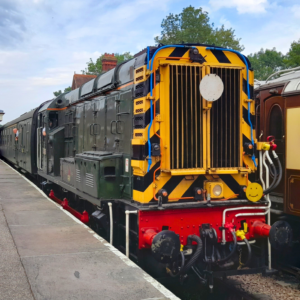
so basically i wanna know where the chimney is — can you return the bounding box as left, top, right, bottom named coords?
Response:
left=102, top=53, right=118, bottom=72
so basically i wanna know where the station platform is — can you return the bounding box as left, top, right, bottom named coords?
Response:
left=0, top=160, right=179, bottom=300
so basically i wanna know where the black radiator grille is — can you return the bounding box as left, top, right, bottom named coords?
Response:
left=170, top=65, right=203, bottom=169
left=210, top=67, right=240, bottom=168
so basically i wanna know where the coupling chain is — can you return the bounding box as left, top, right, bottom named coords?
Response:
left=237, top=248, right=244, bottom=270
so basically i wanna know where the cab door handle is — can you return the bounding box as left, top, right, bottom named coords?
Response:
left=110, top=120, right=116, bottom=134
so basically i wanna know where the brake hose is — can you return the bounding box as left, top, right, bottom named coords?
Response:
left=263, top=151, right=277, bottom=194
left=263, top=151, right=282, bottom=195
left=179, top=235, right=203, bottom=275
left=217, top=231, right=237, bottom=264
left=269, top=151, right=282, bottom=192
left=243, top=238, right=252, bottom=267
left=167, top=251, right=185, bottom=277
left=206, top=47, right=257, bottom=167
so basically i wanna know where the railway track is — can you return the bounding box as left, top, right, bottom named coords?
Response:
left=157, top=269, right=300, bottom=300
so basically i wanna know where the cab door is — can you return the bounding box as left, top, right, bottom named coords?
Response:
left=84, top=102, right=95, bottom=151
left=106, top=93, right=118, bottom=151
left=264, top=96, right=285, bottom=195
left=94, top=97, right=106, bottom=151
left=117, top=90, right=133, bottom=199
left=75, top=104, right=85, bottom=154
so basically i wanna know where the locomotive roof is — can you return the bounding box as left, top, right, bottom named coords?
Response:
left=60, top=44, right=252, bottom=105
left=2, top=100, right=52, bottom=128
left=3, top=108, right=37, bottom=127
left=38, top=100, right=53, bottom=113
left=61, top=57, right=137, bottom=104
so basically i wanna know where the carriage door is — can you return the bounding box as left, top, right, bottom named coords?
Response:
left=264, top=96, right=285, bottom=195
left=14, top=127, right=18, bottom=163
left=19, top=123, right=25, bottom=167
left=24, top=121, right=30, bottom=171
left=37, top=114, right=43, bottom=170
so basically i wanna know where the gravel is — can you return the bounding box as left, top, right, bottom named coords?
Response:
left=228, top=273, right=300, bottom=300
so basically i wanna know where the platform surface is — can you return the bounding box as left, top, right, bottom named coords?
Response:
left=0, top=160, right=178, bottom=300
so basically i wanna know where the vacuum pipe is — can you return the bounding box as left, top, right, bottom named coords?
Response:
left=125, top=210, right=138, bottom=257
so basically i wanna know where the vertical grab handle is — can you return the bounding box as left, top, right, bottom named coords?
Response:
left=93, top=124, right=99, bottom=136
left=89, top=124, right=94, bottom=135
left=110, top=120, right=116, bottom=134
left=116, top=120, right=122, bottom=134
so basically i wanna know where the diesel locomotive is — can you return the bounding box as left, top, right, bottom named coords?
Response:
left=0, top=44, right=292, bottom=288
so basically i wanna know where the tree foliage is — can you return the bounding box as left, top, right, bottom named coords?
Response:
left=285, top=39, right=300, bottom=67
left=154, top=6, right=244, bottom=51
left=53, top=86, right=72, bottom=97
left=248, top=48, right=287, bottom=81
left=81, top=52, right=133, bottom=75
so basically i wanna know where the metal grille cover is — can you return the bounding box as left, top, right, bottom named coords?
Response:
left=210, top=67, right=240, bottom=168
left=76, top=169, right=80, bottom=182
left=85, top=173, right=94, bottom=188
left=170, top=65, right=203, bottom=169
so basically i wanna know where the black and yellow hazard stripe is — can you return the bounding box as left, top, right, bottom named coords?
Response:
left=131, top=45, right=255, bottom=204
left=133, top=171, right=248, bottom=204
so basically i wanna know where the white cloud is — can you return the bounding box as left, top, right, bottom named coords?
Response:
left=0, top=0, right=299, bottom=124
left=209, top=0, right=268, bottom=14
left=292, top=5, right=300, bottom=18
left=219, top=16, right=232, bottom=28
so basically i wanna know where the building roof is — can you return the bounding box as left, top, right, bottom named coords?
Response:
left=71, top=74, right=97, bottom=90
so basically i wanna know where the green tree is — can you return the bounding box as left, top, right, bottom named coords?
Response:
left=154, top=6, right=244, bottom=51
left=247, top=48, right=287, bottom=80
left=53, top=86, right=72, bottom=97
left=81, top=52, right=133, bottom=75
left=285, top=39, right=300, bottom=67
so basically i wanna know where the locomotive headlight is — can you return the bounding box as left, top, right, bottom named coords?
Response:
left=213, top=184, right=222, bottom=197
left=204, top=181, right=224, bottom=199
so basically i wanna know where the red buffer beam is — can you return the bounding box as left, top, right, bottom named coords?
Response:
left=49, top=190, right=89, bottom=224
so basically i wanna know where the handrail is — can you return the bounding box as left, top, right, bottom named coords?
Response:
left=265, top=66, right=300, bottom=82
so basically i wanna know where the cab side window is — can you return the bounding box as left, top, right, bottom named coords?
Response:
left=49, top=112, right=58, bottom=130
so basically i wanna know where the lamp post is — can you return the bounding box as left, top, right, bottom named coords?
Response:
left=0, top=110, right=4, bottom=122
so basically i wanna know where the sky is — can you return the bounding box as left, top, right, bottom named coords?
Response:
left=0, top=0, right=299, bottom=123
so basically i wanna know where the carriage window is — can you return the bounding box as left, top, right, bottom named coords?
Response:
left=269, top=105, right=283, bottom=141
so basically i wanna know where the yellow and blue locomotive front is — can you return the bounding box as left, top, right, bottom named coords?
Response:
left=132, top=45, right=256, bottom=203
left=130, top=45, right=289, bottom=277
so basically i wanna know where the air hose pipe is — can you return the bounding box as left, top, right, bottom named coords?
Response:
left=179, top=235, right=203, bottom=275
left=270, top=151, right=282, bottom=191
left=167, top=251, right=185, bottom=277
left=267, top=162, right=277, bottom=191
left=217, top=231, right=237, bottom=264
left=263, top=162, right=277, bottom=194
left=263, top=152, right=282, bottom=195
